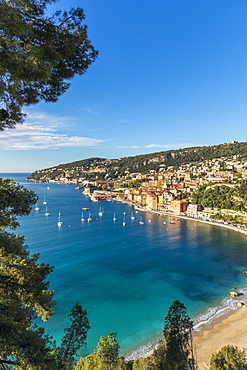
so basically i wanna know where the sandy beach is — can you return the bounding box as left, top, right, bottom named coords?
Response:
left=194, top=303, right=247, bottom=369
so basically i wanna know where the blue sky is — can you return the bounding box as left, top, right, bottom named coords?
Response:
left=1, top=0, right=247, bottom=172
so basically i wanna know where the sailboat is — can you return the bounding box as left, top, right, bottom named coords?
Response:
left=123, top=213, right=126, bottom=226
left=131, top=211, right=135, bottom=220
left=87, top=211, right=92, bottom=222
left=98, top=207, right=104, bottom=216
left=44, top=206, right=50, bottom=216
left=113, top=213, right=117, bottom=222
left=43, top=196, right=47, bottom=205
left=34, top=202, right=40, bottom=211
left=139, top=216, right=144, bottom=225
left=81, top=212, right=85, bottom=222
left=57, top=211, right=62, bottom=227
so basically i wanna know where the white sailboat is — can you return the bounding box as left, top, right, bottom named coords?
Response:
left=35, top=202, right=40, bottom=211
left=131, top=211, right=135, bottom=220
left=57, top=211, right=62, bottom=227
left=87, top=211, right=92, bottom=222
left=139, top=216, right=144, bottom=225
left=98, top=207, right=104, bottom=216
left=43, top=196, right=47, bottom=205
left=113, top=213, right=117, bottom=221
left=123, top=213, right=126, bottom=226
left=81, top=212, right=85, bottom=222
left=44, top=206, right=50, bottom=216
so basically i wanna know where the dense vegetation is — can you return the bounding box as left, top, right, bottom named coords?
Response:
left=28, top=141, right=247, bottom=182
left=0, top=178, right=90, bottom=369
left=191, top=181, right=247, bottom=212
left=0, top=0, right=98, bottom=130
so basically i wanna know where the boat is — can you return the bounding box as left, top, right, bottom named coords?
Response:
left=139, top=216, right=144, bottom=225
left=98, top=207, right=104, bottom=216
left=170, top=221, right=175, bottom=224
left=82, top=207, right=89, bottom=211
left=113, top=213, right=117, bottom=222
left=81, top=212, right=85, bottom=222
left=123, top=213, right=126, bottom=226
left=57, top=211, right=62, bottom=227
left=43, top=196, right=47, bottom=205
left=44, top=206, right=50, bottom=216
left=34, top=202, right=40, bottom=211
left=131, top=211, right=135, bottom=220
left=87, top=211, right=92, bottom=222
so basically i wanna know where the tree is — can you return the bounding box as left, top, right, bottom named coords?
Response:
left=58, top=303, right=90, bottom=369
left=210, top=345, right=247, bottom=370
left=0, top=178, right=92, bottom=369
left=0, top=177, right=38, bottom=229
left=74, top=333, right=126, bottom=370
left=163, top=300, right=196, bottom=370
left=0, top=0, right=98, bottom=130
left=95, top=333, right=121, bottom=370
left=0, top=179, right=57, bottom=368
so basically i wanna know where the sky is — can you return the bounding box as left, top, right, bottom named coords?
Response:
left=1, top=0, right=247, bottom=173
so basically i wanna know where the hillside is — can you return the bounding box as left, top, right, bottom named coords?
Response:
left=27, top=141, right=247, bottom=182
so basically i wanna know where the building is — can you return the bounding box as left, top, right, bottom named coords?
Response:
left=169, top=200, right=188, bottom=215
left=187, top=204, right=202, bottom=218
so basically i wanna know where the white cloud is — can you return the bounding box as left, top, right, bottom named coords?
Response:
left=145, top=143, right=194, bottom=149
left=0, top=112, right=104, bottom=150
left=116, top=143, right=195, bottom=150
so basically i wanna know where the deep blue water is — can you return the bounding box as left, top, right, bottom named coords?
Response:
left=2, top=173, right=247, bottom=357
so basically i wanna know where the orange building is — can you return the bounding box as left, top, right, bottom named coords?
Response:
left=169, top=200, right=188, bottom=214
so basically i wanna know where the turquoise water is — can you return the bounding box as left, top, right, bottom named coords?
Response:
left=2, top=173, right=247, bottom=358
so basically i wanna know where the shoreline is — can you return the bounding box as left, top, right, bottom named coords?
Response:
left=125, top=294, right=247, bottom=366
left=28, top=180, right=247, bottom=366
left=194, top=303, right=247, bottom=369
left=118, top=199, right=247, bottom=236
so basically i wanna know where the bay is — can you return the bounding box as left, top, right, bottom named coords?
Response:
left=2, top=173, right=247, bottom=358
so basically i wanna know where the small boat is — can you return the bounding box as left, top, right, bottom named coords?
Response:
left=34, top=203, right=40, bottom=211
left=44, top=206, right=50, bottom=216
left=123, top=213, right=126, bottom=226
left=57, top=211, right=62, bottom=227
left=87, top=211, right=92, bottom=222
left=170, top=221, right=175, bottom=224
left=113, top=213, right=117, bottom=222
left=98, top=207, right=104, bottom=216
left=82, top=207, right=89, bottom=211
left=139, top=216, right=144, bottom=225
left=47, top=187, right=50, bottom=190
left=43, top=196, right=47, bottom=205
left=81, top=212, right=85, bottom=222
left=163, top=221, right=166, bottom=224
left=131, top=211, right=135, bottom=220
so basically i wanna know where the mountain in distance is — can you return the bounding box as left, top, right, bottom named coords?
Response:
left=27, top=141, right=247, bottom=182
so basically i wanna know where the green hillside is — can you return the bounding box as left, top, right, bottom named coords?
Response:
left=27, top=141, right=247, bottom=181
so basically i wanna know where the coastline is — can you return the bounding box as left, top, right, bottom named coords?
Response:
left=118, top=198, right=247, bottom=236
left=27, top=179, right=247, bottom=365
left=125, top=293, right=247, bottom=366
left=122, top=200, right=247, bottom=365
left=194, top=303, right=247, bottom=369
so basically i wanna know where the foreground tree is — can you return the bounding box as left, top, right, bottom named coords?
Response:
left=210, top=345, right=247, bottom=370
left=163, top=300, right=196, bottom=370
left=0, top=179, right=56, bottom=368
left=0, top=0, right=98, bottom=130
left=0, top=178, right=90, bottom=369
left=58, top=303, right=90, bottom=369
left=74, top=333, right=127, bottom=370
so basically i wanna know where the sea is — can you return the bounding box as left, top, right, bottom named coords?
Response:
left=2, top=173, right=247, bottom=359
